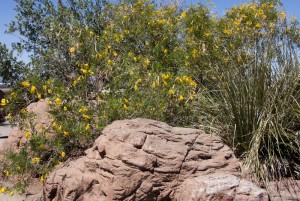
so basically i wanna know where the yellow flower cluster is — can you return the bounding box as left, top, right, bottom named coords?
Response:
left=52, top=122, right=62, bottom=132
left=1, top=99, right=8, bottom=106
left=176, top=75, right=197, bottom=87
left=25, top=132, right=31, bottom=139
left=0, top=186, right=6, bottom=193
left=55, top=98, right=62, bottom=106
left=22, top=81, right=30, bottom=87
left=61, top=151, right=66, bottom=158
left=31, top=157, right=40, bottom=164
left=69, top=46, right=76, bottom=53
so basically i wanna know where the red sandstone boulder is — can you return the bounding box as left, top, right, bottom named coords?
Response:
left=44, top=118, right=245, bottom=200
left=1, top=99, right=51, bottom=152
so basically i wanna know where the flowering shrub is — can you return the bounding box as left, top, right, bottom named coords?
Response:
left=0, top=0, right=299, bottom=192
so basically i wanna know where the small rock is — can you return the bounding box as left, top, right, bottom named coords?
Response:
left=174, top=173, right=269, bottom=201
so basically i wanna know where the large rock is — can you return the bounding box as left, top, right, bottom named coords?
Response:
left=175, top=173, right=269, bottom=200
left=1, top=99, right=51, bottom=152
left=44, top=118, right=244, bottom=200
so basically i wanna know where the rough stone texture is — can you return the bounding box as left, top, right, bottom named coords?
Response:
left=174, top=173, right=269, bottom=201
left=0, top=99, right=51, bottom=152
left=44, top=118, right=242, bottom=201
left=267, top=179, right=300, bottom=201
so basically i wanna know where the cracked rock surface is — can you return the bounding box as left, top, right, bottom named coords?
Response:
left=44, top=118, right=242, bottom=200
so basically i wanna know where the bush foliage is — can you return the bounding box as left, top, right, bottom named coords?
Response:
left=0, top=0, right=299, bottom=191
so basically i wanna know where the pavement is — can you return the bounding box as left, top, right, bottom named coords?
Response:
left=0, top=121, right=26, bottom=201
left=0, top=121, right=12, bottom=146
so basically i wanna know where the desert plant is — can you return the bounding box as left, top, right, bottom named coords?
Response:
left=199, top=2, right=300, bottom=182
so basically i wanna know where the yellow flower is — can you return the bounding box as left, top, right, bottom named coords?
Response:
left=96, top=52, right=102, bottom=60
left=10, top=92, right=16, bottom=98
left=7, top=113, right=12, bottom=120
left=107, top=59, right=112, bottom=65
left=69, top=46, right=76, bottom=53
left=0, top=187, right=7, bottom=194
left=9, top=191, right=14, bottom=196
left=163, top=49, right=168, bottom=54
left=136, top=78, right=142, bottom=83
left=37, top=124, right=43, bottom=130
left=37, top=93, right=42, bottom=99
left=82, top=114, right=91, bottom=121
left=178, top=95, right=184, bottom=101
left=61, top=151, right=66, bottom=158
left=63, top=131, right=69, bottom=137
left=81, top=69, right=88, bottom=75
left=181, top=12, right=187, bottom=18
left=3, top=170, right=9, bottom=176
left=30, top=85, right=36, bottom=94
left=128, top=51, right=133, bottom=57
left=133, top=57, right=138, bottom=62
left=255, top=23, right=262, bottom=29
left=85, top=124, right=91, bottom=131
left=192, top=49, right=198, bottom=58
left=73, top=80, right=77, bottom=86
left=79, top=107, right=88, bottom=113
left=25, top=132, right=31, bottom=139
left=89, top=31, right=94, bottom=37
left=22, top=81, right=30, bottom=87
left=20, top=108, right=27, bottom=114
left=63, top=106, right=67, bottom=111
left=113, top=51, right=118, bottom=57
left=143, top=58, right=150, bottom=67
left=162, top=73, right=170, bottom=80
left=89, top=70, right=94, bottom=76
left=189, top=80, right=197, bottom=87
left=1, top=99, right=8, bottom=106
left=223, top=29, right=232, bottom=36
left=124, top=98, right=129, bottom=103
left=31, top=157, right=40, bottom=164
left=123, top=104, right=128, bottom=110
left=40, top=175, right=45, bottom=182
left=162, top=81, right=167, bottom=87
left=168, top=89, right=175, bottom=95
left=280, top=11, right=286, bottom=20
left=134, top=85, right=138, bottom=91
left=152, top=82, right=157, bottom=88
left=48, top=89, right=52, bottom=94
left=55, top=98, right=61, bottom=106
left=107, top=45, right=112, bottom=50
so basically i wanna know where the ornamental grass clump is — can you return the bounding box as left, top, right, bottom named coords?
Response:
left=200, top=2, right=300, bottom=182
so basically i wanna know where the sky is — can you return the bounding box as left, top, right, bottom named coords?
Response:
left=0, top=0, right=300, bottom=64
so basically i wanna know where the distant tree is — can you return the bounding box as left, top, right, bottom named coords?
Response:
left=0, top=43, right=26, bottom=85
